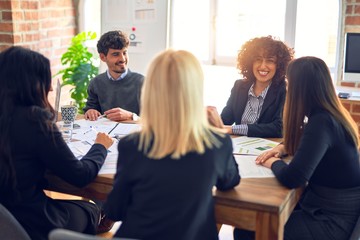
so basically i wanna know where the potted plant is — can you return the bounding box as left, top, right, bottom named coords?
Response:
left=55, top=31, right=99, bottom=113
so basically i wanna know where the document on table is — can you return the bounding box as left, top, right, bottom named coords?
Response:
left=234, top=155, right=274, bottom=178
left=65, top=118, right=141, bottom=175
left=232, top=136, right=279, bottom=155
left=71, top=118, right=141, bottom=142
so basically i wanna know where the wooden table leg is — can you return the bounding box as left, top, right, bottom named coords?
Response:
left=255, top=212, right=282, bottom=240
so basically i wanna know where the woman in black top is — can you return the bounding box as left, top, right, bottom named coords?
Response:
left=103, top=49, right=241, bottom=240
left=235, top=56, right=360, bottom=240
left=0, top=46, right=114, bottom=240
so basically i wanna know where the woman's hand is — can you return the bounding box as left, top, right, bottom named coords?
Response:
left=257, top=156, right=281, bottom=169
left=255, top=144, right=285, bottom=166
left=95, top=132, right=114, bottom=149
left=206, top=106, right=224, bottom=129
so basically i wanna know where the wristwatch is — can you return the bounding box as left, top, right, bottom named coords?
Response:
left=132, top=113, right=140, bottom=121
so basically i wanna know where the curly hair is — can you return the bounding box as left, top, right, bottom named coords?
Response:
left=237, top=35, right=294, bottom=84
left=97, top=30, right=130, bottom=55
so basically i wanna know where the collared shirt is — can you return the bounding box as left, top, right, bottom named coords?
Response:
left=232, top=82, right=271, bottom=135
left=107, top=69, right=128, bottom=81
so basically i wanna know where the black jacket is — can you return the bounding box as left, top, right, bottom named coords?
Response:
left=221, top=79, right=286, bottom=137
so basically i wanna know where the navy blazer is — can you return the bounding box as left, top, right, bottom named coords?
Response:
left=221, top=79, right=286, bottom=138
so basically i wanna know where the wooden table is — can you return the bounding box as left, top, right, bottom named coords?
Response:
left=214, top=178, right=303, bottom=240
left=48, top=121, right=302, bottom=240
left=46, top=172, right=302, bottom=240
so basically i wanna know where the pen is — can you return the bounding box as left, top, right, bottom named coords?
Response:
left=108, top=123, right=119, bottom=134
left=83, top=126, right=98, bottom=135
left=98, top=114, right=107, bottom=119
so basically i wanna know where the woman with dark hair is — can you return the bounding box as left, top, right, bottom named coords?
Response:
left=0, top=46, right=114, bottom=240
left=241, top=56, right=360, bottom=240
left=208, top=35, right=294, bottom=137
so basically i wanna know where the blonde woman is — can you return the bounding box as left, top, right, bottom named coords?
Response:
left=103, top=49, right=240, bottom=240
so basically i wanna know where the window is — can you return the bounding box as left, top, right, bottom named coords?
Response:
left=170, top=0, right=340, bottom=110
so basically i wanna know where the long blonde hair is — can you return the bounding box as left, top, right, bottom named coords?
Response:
left=138, top=49, right=222, bottom=159
left=283, top=56, right=359, bottom=155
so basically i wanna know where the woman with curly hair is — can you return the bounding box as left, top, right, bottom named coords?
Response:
left=208, top=36, right=294, bottom=137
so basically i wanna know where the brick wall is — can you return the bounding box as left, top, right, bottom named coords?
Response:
left=0, top=0, right=77, bottom=106
left=340, top=99, right=360, bottom=131
left=340, top=0, right=360, bottom=128
left=341, top=0, right=360, bottom=88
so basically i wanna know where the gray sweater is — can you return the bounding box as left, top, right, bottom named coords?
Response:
left=83, top=70, right=144, bottom=114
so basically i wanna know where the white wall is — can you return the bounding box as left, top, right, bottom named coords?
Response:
left=101, top=0, right=170, bottom=75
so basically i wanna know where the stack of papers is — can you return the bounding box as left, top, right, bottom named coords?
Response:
left=232, top=136, right=279, bottom=155
left=231, top=137, right=280, bottom=178
left=66, top=118, right=141, bottom=174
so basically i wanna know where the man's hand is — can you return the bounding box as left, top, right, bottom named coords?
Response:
left=104, top=108, right=133, bottom=121
left=85, top=109, right=101, bottom=121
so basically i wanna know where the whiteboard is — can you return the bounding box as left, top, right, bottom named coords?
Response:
left=101, top=0, right=169, bottom=75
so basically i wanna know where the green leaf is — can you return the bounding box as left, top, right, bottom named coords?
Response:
left=54, top=31, right=99, bottom=112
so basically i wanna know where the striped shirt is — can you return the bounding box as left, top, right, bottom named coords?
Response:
left=232, top=82, right=271, bottom=135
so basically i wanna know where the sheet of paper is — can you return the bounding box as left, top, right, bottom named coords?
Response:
left=234, top=155, right=274, bottom=178
left=65, top=118, right=126, bottom=175
left=232, top=137, right=279, bottom=155
left=70, top=119, right=141, bottom=141
left=98, top=153, right=118, bottom=174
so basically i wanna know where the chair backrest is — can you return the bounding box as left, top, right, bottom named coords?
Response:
left=0, top=203, right=31, bottom=240
left=349, top=215, right=360, bottom=240
left=49, top=229, right=140, bottom=240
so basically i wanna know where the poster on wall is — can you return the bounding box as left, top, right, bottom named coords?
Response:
left=133, top=0, right=157, bottom=23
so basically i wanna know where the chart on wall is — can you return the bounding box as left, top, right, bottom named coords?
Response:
left=101, top=0, right=169, bottom=74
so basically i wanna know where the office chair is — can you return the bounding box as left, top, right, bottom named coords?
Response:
left=49, top=229, right=140, bottom=240
left=350, top=215, right=360, bottom=240
left=0, top=203, right=31, bottom=240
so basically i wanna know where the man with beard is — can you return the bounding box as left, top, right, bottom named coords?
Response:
left=84, top=30, right=144, bottom=122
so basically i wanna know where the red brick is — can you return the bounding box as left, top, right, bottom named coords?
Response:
left=16, top=22, right=39, bottom=31
left=0, top=33, right=14, bottom=43
left=24, top=11, right=39, bottom=20
left=24, top=33, right=40, bottom=42
left=0, top=22, right=14, bottom=32
left=21, top=1, right=39, bottom=10
left=341, top=81, right=356, bottom=87
left=352, top=104, right=360, bottom=113
left=0, top=1, right=12, bottom=9
left=346, top=5, right=353, bottom=14
left=41, top=20, right=60, bottom=29
left=38, top=40, right=53, bottom=49
left=354, top=5, right=360, bottom=14
left=2, top=11, right=13, bottom=21
left=345, top=16, right=360, bottom=25
left=342, top=102, right=351, bottom=111
left=350, top=114, right=360, bottom=123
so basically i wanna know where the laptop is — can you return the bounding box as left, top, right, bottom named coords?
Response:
left=54, top=79, right=61, bottom=121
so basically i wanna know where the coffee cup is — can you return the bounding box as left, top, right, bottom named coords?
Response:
left=61, top=105, right=78, bottom=123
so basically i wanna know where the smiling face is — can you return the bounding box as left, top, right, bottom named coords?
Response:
left=252, top=50, right=277, bottom=85
left=100, top=48, right=129, bottom=79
